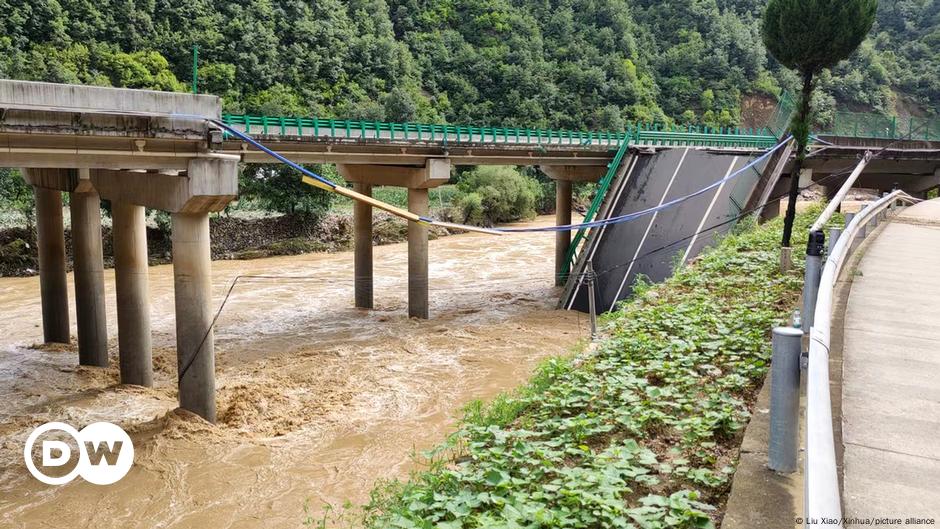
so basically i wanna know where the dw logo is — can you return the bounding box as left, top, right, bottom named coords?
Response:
left=23, top=421, right=134, bottom=485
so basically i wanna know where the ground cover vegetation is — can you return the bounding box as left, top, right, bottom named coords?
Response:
left=339, top=208, right=819, bottom=529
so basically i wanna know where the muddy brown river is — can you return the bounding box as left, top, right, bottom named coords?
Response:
left=0, top=216, right=584, bottom=528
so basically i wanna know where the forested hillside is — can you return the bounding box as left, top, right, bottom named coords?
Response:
left=0, top=0, right=937, bottom=129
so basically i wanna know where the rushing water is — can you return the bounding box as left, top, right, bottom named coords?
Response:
left=0, top=215, right=584, bottom=528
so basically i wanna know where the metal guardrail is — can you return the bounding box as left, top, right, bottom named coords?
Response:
left=800, top=190, right=919, bottom=528
left=220, top=114, right=778, bottom=149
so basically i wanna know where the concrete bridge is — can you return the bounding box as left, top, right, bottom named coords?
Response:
left=2, top=79, right=938, bottom=422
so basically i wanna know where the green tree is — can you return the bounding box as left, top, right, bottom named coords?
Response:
left=452, top=166, right=541, bottom=226
left=0, top=169, right=35, bottom=231
left=762, top=0, right=878, bottom=247
left=238, top=164, right=338, bottom=218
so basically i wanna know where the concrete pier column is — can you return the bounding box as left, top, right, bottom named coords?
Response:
left=408, top=188, right=430, bottom=319
left=70, top=191, right=108, bottom=366
left=554, top=180, right=573, bottom=286
left=34, top=187, right=70, bottom=343
left=171, top=212, right=216, bottom=422
left=353, top=182, right=374, bottom=309
left=112, top=201, right=153, bottom=386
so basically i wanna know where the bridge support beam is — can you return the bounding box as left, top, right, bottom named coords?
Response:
left=112, top=201, right=153, bottom=387
left=172, top=211, right=216, bottom=422
left=70, top=189, right=108, bottom=366
left=408, top=188, right=430, bottom=319
left=34, top=185, right=70, bottom=344
left=554, top=180, right=573, bottom=286
left=353, top=183, right=373, bottom=309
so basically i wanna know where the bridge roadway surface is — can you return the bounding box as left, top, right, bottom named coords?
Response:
left=841, top=198, right=940, bottom=523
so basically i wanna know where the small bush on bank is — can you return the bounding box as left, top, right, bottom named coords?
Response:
left=452, top=166, right=542, bottom=226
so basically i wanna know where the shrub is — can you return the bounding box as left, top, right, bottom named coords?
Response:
left=452, top=166, right=541, bottom=226
left=238, top=163, right=339, bottom=219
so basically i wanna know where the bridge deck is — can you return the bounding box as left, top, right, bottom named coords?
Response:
left=842, top=199, right=940, bottom=522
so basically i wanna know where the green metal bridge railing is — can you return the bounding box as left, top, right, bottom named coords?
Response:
left=220, top=114, right=779, bottom=149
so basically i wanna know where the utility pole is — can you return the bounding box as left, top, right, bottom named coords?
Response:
left=192, top=45, right=199, bottom=94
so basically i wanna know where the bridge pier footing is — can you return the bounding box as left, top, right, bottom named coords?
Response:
left=353, top=183, right=374, bottom=309
left=555, top=180, right=573, bottom=286
left=408, top=188, right=429, bottom=319
left=112, top=201, right=153, bottom=387
left=34, top=186, right=71, bottom=344
left=70, top=190, right=108, bottom=366
left=172, top=212, right=216, bottom=423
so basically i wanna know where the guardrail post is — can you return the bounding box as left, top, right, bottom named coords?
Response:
left=802, top=231, right=826, bottom=331
left=769, top=326, right=803, bottom=472
left=828, top=227, right=842, bottom=254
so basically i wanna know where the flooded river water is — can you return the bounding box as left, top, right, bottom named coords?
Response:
left=0, top=215, right=584, bottom=528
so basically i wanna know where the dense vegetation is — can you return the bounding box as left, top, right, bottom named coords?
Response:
left=340, top=208, right=814, bottom=529
left=452, top=167, right=542, bottom=226
left=0, top=0, right=936, bottom=128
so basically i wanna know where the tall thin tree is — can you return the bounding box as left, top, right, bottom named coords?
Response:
left=762, top=0, right=878, bottom=248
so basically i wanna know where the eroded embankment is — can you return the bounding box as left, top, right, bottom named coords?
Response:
left=0, top=215, right=584, bottom=528
left=357, top=210, right=816, bottom=529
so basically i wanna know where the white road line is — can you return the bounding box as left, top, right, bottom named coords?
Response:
left=608, top=148, right=690, bottom=311
left=680, top=157, right=740, bottom=265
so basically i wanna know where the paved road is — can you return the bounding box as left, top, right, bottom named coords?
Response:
left=842, top=199, right=940, bottom=525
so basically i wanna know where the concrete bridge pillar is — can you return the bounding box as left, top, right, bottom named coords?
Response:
left=34, top=186, right=70, bottom=344
left=554, top=180, right=573, bottom=286
left=70, top=189, right=108, bottom=366
left=408, top=188, right=430, bottom=319
left=337, top=160, right=450, bottom=319
left=171, top=211, right=216, bottom=422
left=540, top=165, right=605, bottom=286
left=112, top=201, right=153, bottom=386
left=353, top=183, right=373, bottom=309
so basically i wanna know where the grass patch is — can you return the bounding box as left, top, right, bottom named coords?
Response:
left=321, top=207, right=821, bottom=529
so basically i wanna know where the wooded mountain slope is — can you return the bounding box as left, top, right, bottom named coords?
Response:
left=0, top=0, right=937, bottom=128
